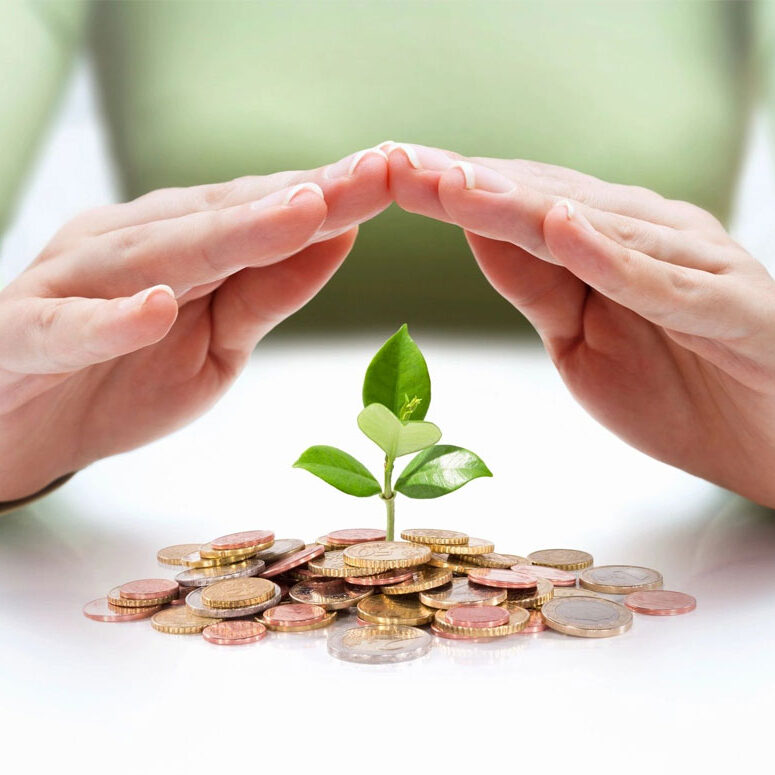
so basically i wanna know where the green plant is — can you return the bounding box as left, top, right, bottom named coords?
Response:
left=293, top=325, right=492, bottom=540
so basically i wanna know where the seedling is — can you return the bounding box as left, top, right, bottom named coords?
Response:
left=293, top=325, right=492, bottom=540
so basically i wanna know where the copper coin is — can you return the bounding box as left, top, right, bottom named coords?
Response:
left=518, top=609, right=547, bottom=633
left=325, top=528, right=386, bottom=545
left=345, top=569, right=414, bottom=587
left=202, top=620, right=267, bottom=645
left=446, top=605, right=510, bottom=628
left=467, top=568, right=538, bottom=589
left=624, top=590, right=696, bottom=616
left=262, top=603, right=327, bottom=626
left=511, top=564, right=576, bottom=586
left=83, top=598, right=162, bottom=622
left=430, top=623, right=496, bottom=642
left=119, top=579, right=179, bottom=601
left=211, top=530, right=275, bottom=550
left=171, top=587, right=190, bottom=606
left=260, top=544, right=325, bottom=578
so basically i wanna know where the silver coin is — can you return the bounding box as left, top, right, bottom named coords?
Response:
left=252, top=538, right=305, bottom=565
left=185, top=585, right=282, bottom=618
left=175, top=557, right=266, bottom=587
left=327, top=625, right=432, bottom=664
left=289, top=578, right=374, bottom=610
left=419, top=577, right=507, bottom=609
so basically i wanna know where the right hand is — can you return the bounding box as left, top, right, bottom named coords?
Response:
left=0, top=147, right=390, bottom=500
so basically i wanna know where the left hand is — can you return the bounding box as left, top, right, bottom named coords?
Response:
left=385, top=141, right=775, bottom=508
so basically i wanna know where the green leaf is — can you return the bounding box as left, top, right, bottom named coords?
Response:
left=293, top=446, right=381, bottom=497
left=357, top=403, right=441, bottom=459
left=362, top=324, right=431, bottom=420
left=395, top=445, right=492, bottom=499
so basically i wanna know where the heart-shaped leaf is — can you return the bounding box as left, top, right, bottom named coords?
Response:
left=362, top=324, right=431, bottom=420
left=357, top=403, right=441, bottom=459
left=293, top=446, right=381, bottom=497
left=395, top=444, right=492, bottom=499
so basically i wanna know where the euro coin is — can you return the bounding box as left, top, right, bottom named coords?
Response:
left=83, top=598, right=162, bottom=622
left=419, top=578, right=507, bottom=609
left=443, top=537, right=495, bottom=556
left=262, top=603, right=327, bottom=627
left=180, top=550, right=240, bottom=568
left=327, top=625, right=432, bottom=664
left=506, top=578, right=554, bottom=608
left=151, top=607, right=220, bottom=634
left=185, top=585, right=282, bottom=618
left=201, top=577, right=276, bottom=609
left=253, top=538, right=305, bottom=565
left=210, top=530, right=274, bottom=550
left=380, top=567, right=453, bottom=595
left=343, top=541, right=431, bottom=570
left=623, top=590, right=696, bottom=616
left=433, top=605, right=529, bottom=637
left=344, top=568, right=414, bottom=587
left=175, top=557, right=266, bottom=587
left=307, top=550, right=377, bottom=578
left=107, top=586, right=171, bottom=608
left=199, top=541, right=271, bottom=561
left=119, top=579, right=179, bottom=601
left=430, top=624, right=497, bottom=642
left=157, top=544, right=202, bottom=567
left=260, top=544, right=325, bottom=578
left=427, top=554, right=481, bottom=574
left=400, top=528, right=468, bottom=546
left=552, top=587, right=602, bottom=599
left=357, top=594, right=435, bottom=626
left=289, top=578, right=373, bottom=610
left=541, top=596, right=632, bottom=638
left=579, top=565, right=663, bottom=594
left=517, top=609, right=547, bottom=634
left=202, top=620, right=267, bottom=645
left=527, top=549, right=593, bottom=571
left=325, top=528, right=386, bottom=545
left=259, top=610, right=337, bottom=632
left=464, top=552, right=530, bottom=569
left=446, top=605, right=510, bottom=628
left=467, top=568, right=539, bottom=589
left=510, top=563, right=577, bottom=586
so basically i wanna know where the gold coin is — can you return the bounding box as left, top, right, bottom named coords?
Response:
left=258, top=611, right=337, bottom=632
left=527, top=549, right=593, bottom=571
left=465, top=552, right=530, bottom=569
left=316, top=535, right=348, bottom=550
left=343, top=542, right=431, bottom=570
left=307, top=550, right=377, bottom=578
left=156, top=544, right=203, bottom=567
left=433, top=605, right=530, bottom=637
left=199, top=540, right=272, bottom=560
left=201, top=577, right=276, bottom=609
left=419, top=577, right=507, bottom=609
left=553, top=587, right=602, bottom=599
left=107, top=586, right=174, bottom=608
left=541, top=596, right=632, bottom=638
left=180, top=550, right=241, bottom=569
left=357, top=594, right=435, bottom=626
left=151, top=607, right=220, bottom=634
left=427, top=553, right=480, bottom=574
left=400, top=529, right=469, bottom=546
left=444, top=537, right=495, bottom=556
left=578, top=565, right=663, bottom=594
left=506, top=578, right=554, bottom=609
left=289, top=578, right=374, bottom=610
left=381, top=567, right=453, bottom=595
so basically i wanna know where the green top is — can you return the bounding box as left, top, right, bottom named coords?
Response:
left=3, top=1, right=774, bottom=330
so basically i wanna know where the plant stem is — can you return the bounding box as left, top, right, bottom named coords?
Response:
left=382, top=455, right=395, bottom=541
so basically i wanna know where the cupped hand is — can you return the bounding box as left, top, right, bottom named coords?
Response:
left=386, top=142, right=775, bottom=507
left=0, top=148, right=390, bottom=499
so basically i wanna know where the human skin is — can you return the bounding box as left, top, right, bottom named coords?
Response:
left=385, top=142, right=775, bottom=509
left=0, top=149, right=390, bottom=500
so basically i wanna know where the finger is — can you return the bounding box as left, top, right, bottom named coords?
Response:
left=0, top=285, right=178, bottom=374
left=210, top=228, right=358, bottom=356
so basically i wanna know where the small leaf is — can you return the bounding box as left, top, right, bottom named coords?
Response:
left=395, top=444, right=492, bottom=499
left=357, top=403, right=441, bottom=459
left=362, top=324, right=431, bottom=420
left=293, top=446, right=381, bottom=497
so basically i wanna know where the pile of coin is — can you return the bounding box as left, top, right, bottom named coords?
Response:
left=83, top=526, right=696, bottom=663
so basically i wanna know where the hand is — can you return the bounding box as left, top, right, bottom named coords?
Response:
left=386, top=142, right=775, bottom=508
left=0, top=148, right=390, bottom=500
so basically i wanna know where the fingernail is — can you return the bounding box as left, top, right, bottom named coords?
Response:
left=384, top=142, right=459, bottom=172
left=120, top=284, right=175, bottom=311
left=448, top=162, right=514, bottom=193
left=324, top=147, right=388, bottom=179
left=382, top=142, right=421, bottom=169
left=555, top=199, right=575, bottom=219
left=450, top=161, right=475, bottom=189
left=282, top=182, right=325, bottom=205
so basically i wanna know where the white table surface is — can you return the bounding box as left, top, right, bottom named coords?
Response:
left=1, top=335, right=773, bottom=772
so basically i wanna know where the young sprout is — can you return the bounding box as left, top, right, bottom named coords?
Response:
left=293, top=325, right=492, bottom=541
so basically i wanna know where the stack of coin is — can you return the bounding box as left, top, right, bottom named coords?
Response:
left=84, top=578, right=179, bottom=622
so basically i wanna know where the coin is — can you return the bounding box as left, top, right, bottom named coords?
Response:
left=260, top=544, right=325, bottom=578
left=83, top=598, right=162, bottom=622
left=175, top=557, right=266, bottom=587
left=506, top=578, right=554, bottom=608
left=201, top=577, right=276, bottom=609
left=157, top=544, right=203, bottom=567
left=151, top=607, right=220, bottom=634
left=107, top=587, right=171, bottom=608
left=400, top=529, right=468, bottom=546
left=467, top=568, right=539, bottom=589
left=510, top=564, right=577, bottom=586
left=446, top=605, right=510, bottom=628
left=433, top=605, right=529, bottom=637
left=289, top=578, right=374, bottom=610
left=317, top=535, right=348, bottom=549
left=199, top=541, right=271, bottom=560
left=552, top=587, right=601, bottom=599
left=517, top=609, right=547, bottom=634
left=527, top=549, right=593, bottom=571
left=419, top=578, right=507, bottom=609
left=263, top=603, right=327, bottom=626
left=259, top=610, right=337, bottom=632
left=170, top=586, right=189, bottom=606
left=343, top=541, right=431, bottom=570
left=541, top=596, right=632, bottom=638
left=185, top=585, right=282, bottom=618
left=465, top=552, right=530, bottom=569
left=579, top=565, right=663, bottom=594
left=443, top=537, right=495, bottom=556
left=357, top=594, right=435, bottom=626
left=430, top=624, right=496, bottom=642
left=380, top=567, right=453, bottom=595
left=307, top=550, right=377, bottom=578
left=210, top=530, right=275, bottom=550
left=344, top=568, right=414, bottom=587
left=118, top=579, right=179, bottom=601
left=325, top=528, right=386, bottom=545
left=180, top=550, right=239, bottom=568
left=427, top=554, right=481, bottom=574
left=624, top=590, right=696, bottom=616
left=202, top=620, right=267, bottom=645
left=253, top=538, right=305, bottom=565
left=327, top=625, right=432, bottom=664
